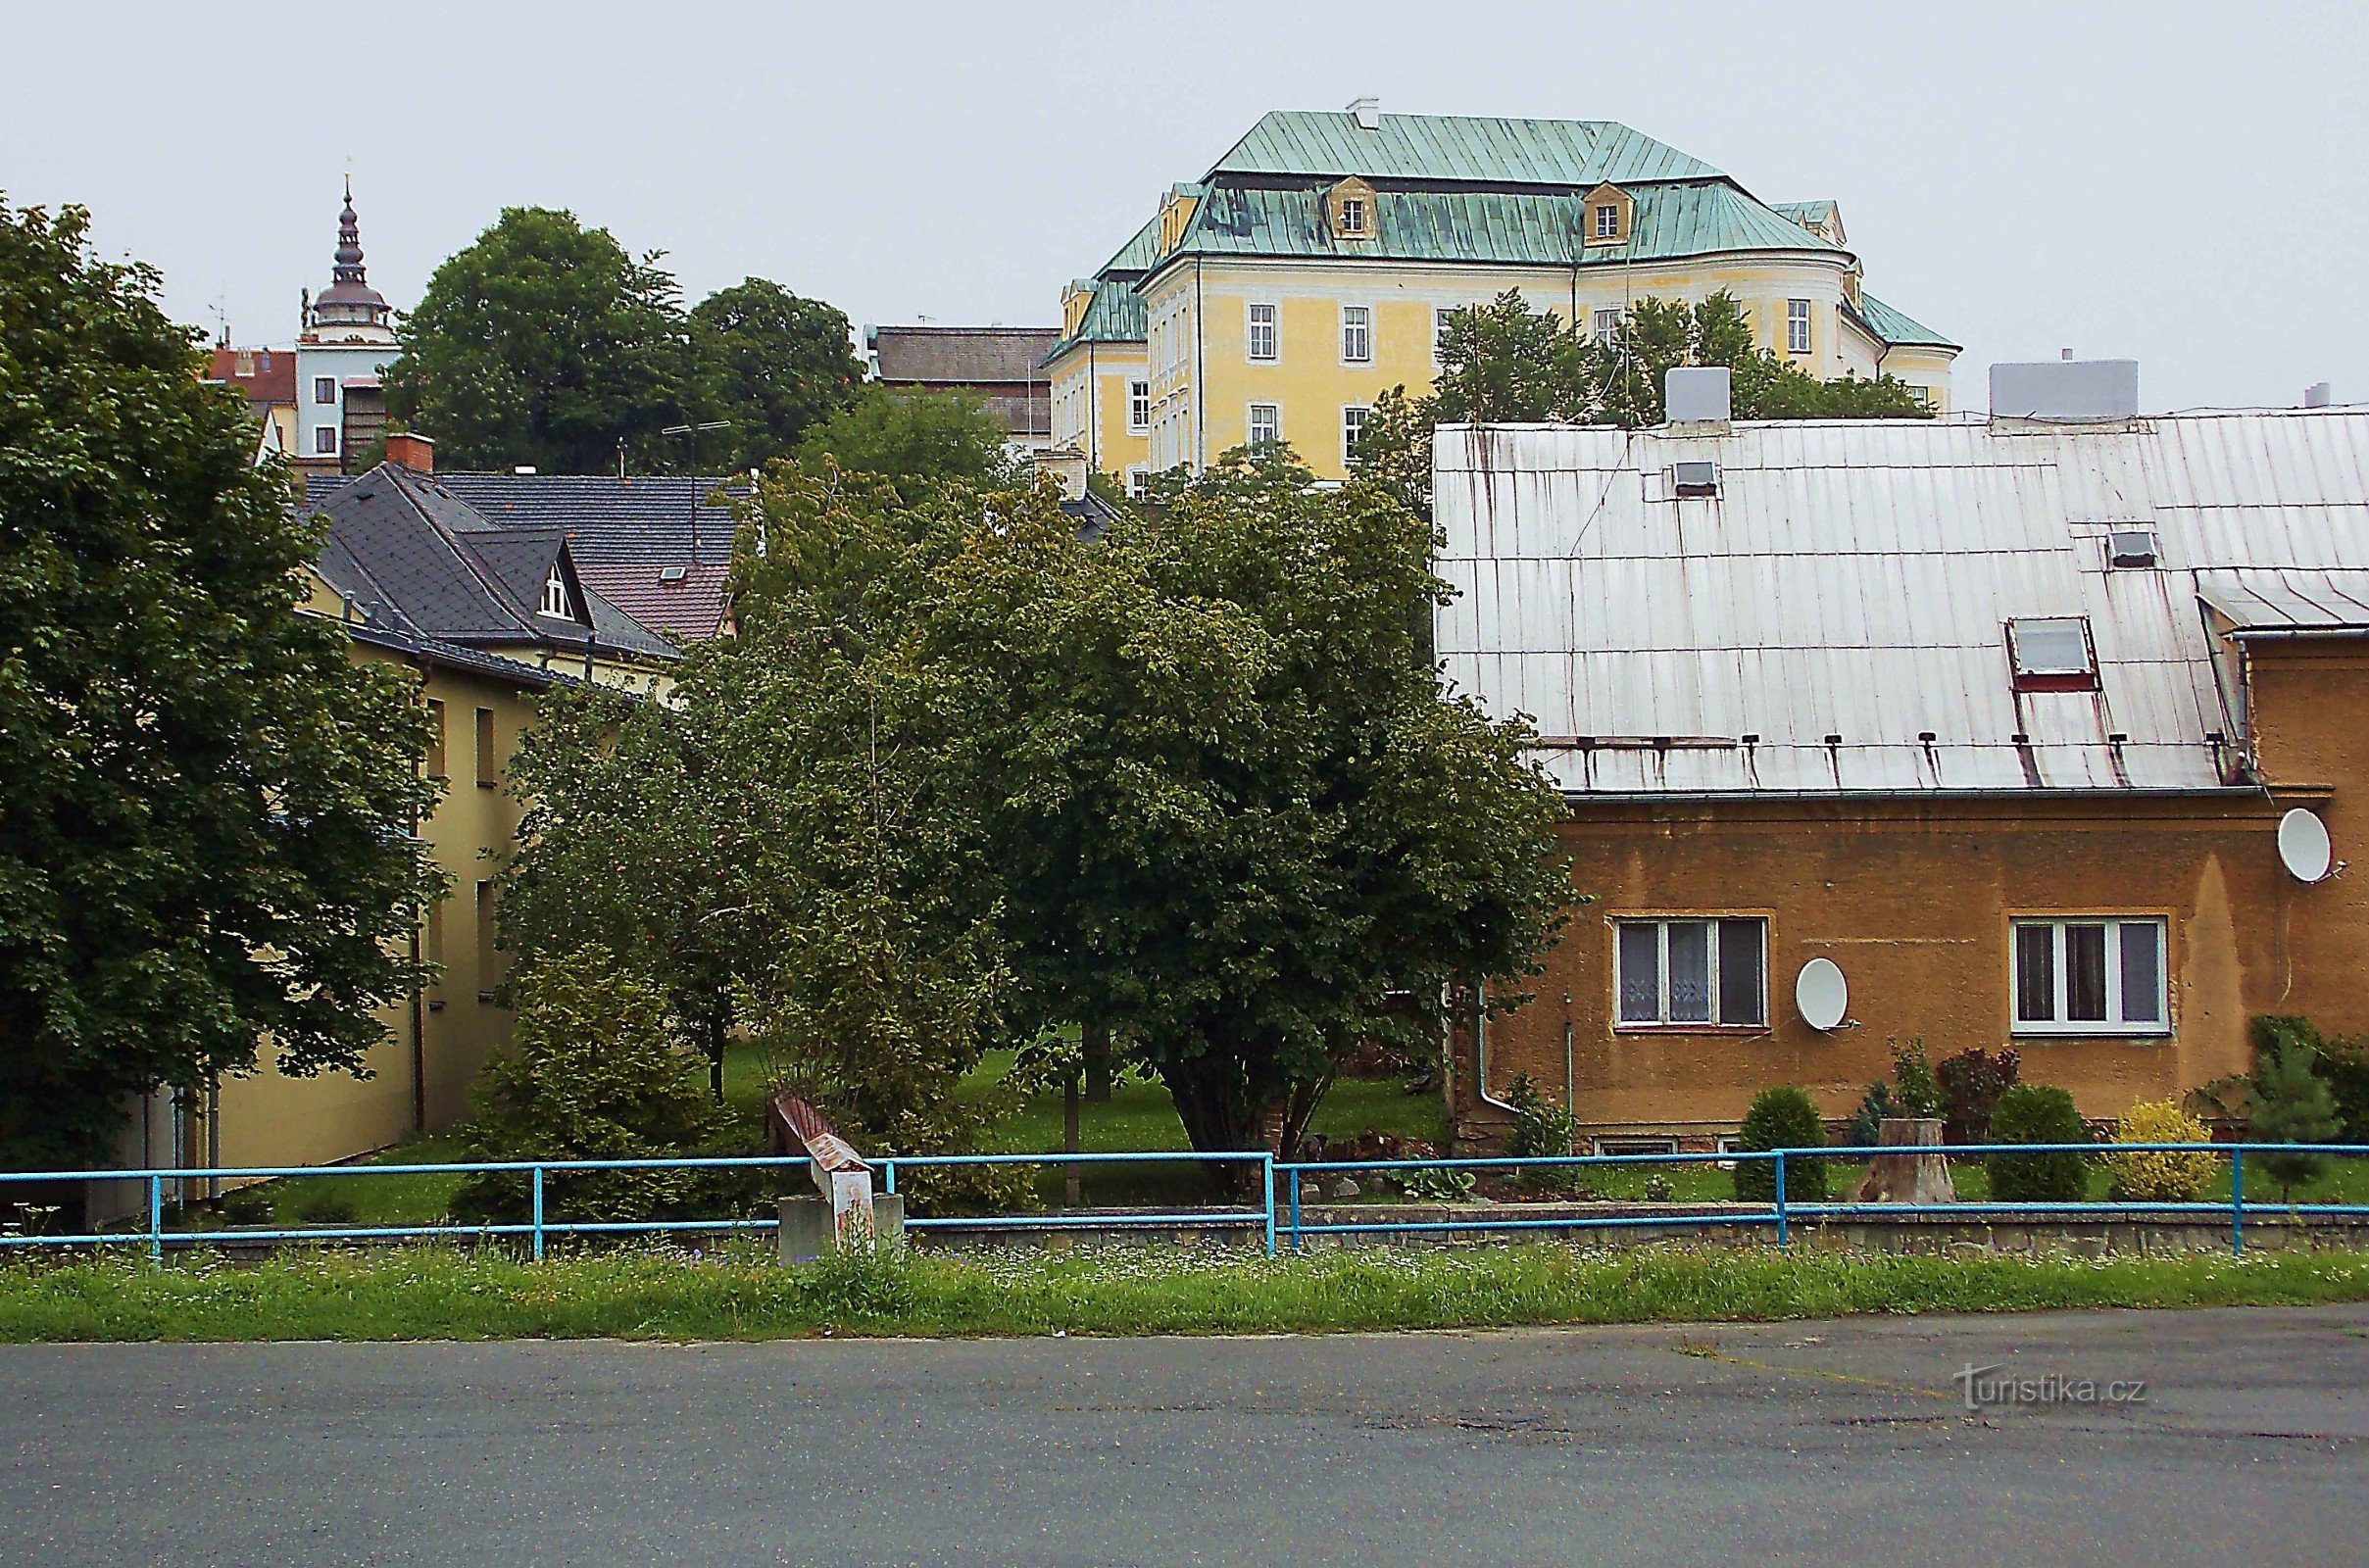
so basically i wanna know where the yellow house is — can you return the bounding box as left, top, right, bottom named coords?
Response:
left=1064, top=101, right=1959, bottom=483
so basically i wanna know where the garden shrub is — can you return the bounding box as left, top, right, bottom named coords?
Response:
left=1732, top=1087, right=1827, bottom=1202
left=1503, top=1073, right=1576, bottom=1187
left=2251, top=1017, right=2342, bottom=1199
left=450, top=946, right=744, bottom=1226
left=1987, top=1085, right=2091, bottom=1202
left=1842, top=1082, right=1896, bottom=1152
left=1889, top=1041, right=1943, bottom=1119
left=2107, top=1098, right=2216, bottom=1202
left=1937, top=1048, right=2019, bottom=1145
left=2256, top=1014, right=2369, bottom=1147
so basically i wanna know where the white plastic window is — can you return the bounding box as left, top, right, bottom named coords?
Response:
left=2012, top=918, right=2167, bottom=1035
left=1615, top=918, right=1767, bottom=1027
left=1341, top=306, right=1371, bottom=365
left=1787, top=299, right=1811, bottom=355
left=1247, top=303, right=1278, bottom=363
left=1248, top=404, right=1279, bottom=448
left=1341, top=405, right=1369, bottom=466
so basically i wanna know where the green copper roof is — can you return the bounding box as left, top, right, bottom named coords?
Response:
left=1848, top=291, right=1958, bottom=351
left=1164, top=179, right=1843, bottom=269
left=1772, top=199, right=1837, bottom=228
left=1101, top=212, right=1162, bottom=275
left=1208, top=110, right=1723, bottom=187
left=1042, top=277, right=1148, bottom=365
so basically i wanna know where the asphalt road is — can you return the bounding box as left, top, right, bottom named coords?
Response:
left=3, top=1304, right=2365, bottom=1566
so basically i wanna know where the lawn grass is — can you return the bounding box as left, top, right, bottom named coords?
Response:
left=4, top=1242, right=2367, bottom=1344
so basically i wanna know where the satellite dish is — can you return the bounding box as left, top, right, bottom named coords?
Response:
left=1795, top=958, right=1849, bottom=1032
left=2279, top=808, right=2333, bottom=883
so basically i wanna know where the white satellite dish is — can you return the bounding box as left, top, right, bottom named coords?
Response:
left=1795, top=958, right=1849, bottom=1032
left=2279, top=808, right=2333, bottom=884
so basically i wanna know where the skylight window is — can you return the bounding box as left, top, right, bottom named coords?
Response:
left=2007, top=616, right=2098, bottom=688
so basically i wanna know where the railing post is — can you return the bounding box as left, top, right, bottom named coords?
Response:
left=147, top=1173, right=163, bottom=1263
left=531, top=1164, right=546, bottom=1262
left=1289, top=1166, right=1303, bottom=1254
left=882, top=1160, right=896, bottom=1197
left=2231, top=1147, right=2245, bottom=1256
left=1261, top=1155, right=1276, bottom=1258
left=1774, top=1151, right=1789, bottom=1250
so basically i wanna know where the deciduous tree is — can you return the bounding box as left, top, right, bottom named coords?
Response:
left=688, top=278, right=866, bottom=468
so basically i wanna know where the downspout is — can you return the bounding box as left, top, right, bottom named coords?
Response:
left=1087, top=342, right=1098, bottom=473
left=1473, top=981, right=1519, bottom=1115
left=1562, top=995, right=1576, bottom=1156
left=205, top=1075, right=221, bottom=1203
left=1193, top=258, right=1206, bottom=472
left=409, top=655, right=430, bottom=1132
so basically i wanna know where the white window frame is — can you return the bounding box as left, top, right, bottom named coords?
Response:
left=1124, top=466, right=1150, bottom=501
left=1339, top=196, right=1367, bottom=236
left=538, top=564, right=570, bottom=618
left=1246, top=302, right=1279, bottom=363
left=1341, top=405, right=1369, bottom=466
left=2007, top=616, right=2097, bottom=678
left=313, top=424, right=338, bottom=455
left=1612, top=916, right=1769, bottom=1030
left=314, top=375, right=337, bottom=405
left=1340, top=305, right=1371, bottom=366
left=1787, top=299, right=1812, bottom=355
left=1592, top=308, right=1622, bottom=343
left=1433, top=308, right=1454, bottom=368
left=1247, top=403, right=1280, bottom=449
left=1127, top=379, right=1151, bottom=434
left=2010, top=917, right=2169, bottom=1037
left=1594, top=202, right=1620, bottom=240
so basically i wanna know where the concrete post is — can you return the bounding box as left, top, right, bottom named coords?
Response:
left=779, top=1196, right=835, bottom=1263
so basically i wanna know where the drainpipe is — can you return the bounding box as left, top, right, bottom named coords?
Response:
left=1562, top=997, right=1576, bottom=1156
left=410, top=657, right=431, bottom=1132
left=1473, top=981, right=1519, bottom=1115
left=205, top=1075, right=221, bottom=1203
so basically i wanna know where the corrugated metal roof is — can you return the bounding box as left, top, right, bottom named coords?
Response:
left=1170, top=180, right=1841, bottom=269
left=1434, top=409, right=2369, bottom=797
left=1208, top=111, right=1723, bottom=186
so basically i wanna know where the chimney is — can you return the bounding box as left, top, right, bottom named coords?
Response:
left=1032, top=445, right=1089, bottom=501
left=2305, top=382, right=2334, bottom=409
left=384, top=431, right=435, bottom=473
left=1348, top=95, right=1381, bottom=131
left=1665, top=366, right=1732, bottom=424
left=1989, top=360, right=2141, bottom=422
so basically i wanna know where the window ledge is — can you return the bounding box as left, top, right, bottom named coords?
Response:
left=1612, top=1023, right=1772, bottom=1036
left=2010, top=1028, right=2171, bottom=1041
left=475, top=780, right=499, bottom=790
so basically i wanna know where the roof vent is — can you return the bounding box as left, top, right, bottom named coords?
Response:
left=1348, top=95, right=1381, bottom=131
left=1671, top=461, right=1720, bottom=498
left=1665, top=366, right=1732, bottom=423
left=2106, top=528, right=2158, bottom=568
left=2305, top=381, right=2334, bottom=409
left=1989, top=360, right=2140, bottom=421
left=513, top=465, right=537, bottom=475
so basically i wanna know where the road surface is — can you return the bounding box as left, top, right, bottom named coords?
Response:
left=3, top=1303, right=2364, bottom=1565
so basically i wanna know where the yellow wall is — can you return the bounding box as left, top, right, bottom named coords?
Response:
left=1140, top=253, right=1955, bottom=477
left=1047, top=339, right=1151, bottom=487
left=210, top=637, right=540, bottom=1170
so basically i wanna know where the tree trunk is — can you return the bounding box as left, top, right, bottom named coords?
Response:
left=705, top=1014, right=726, bottom=1104
left=1081, top=1020, right=1112, bottom=1103
left=1062, top=1070, right=1081, bottom=1208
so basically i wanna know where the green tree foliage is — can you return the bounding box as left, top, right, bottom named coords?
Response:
left=1732, top=1086, right=1828, bottom=1202
left=1986, top=1085, right=2091, bottom=1202
left=792, top=386, right=1014, bottom=496
left=1360, top=288, right=1932, bottom=514
left=450, top=946, right=736, bottom=1223
left=2252, top=1014, right=2369, bottom=1146
left=965, top=448, right=1576, bottom=1157
left=385, top=207, right=690, bottom=474
left=1936, top=1047, right=2019, bottom=1145
left=687, top=278, right=866, bottom=468
left=1888, top=1040, right=1944, bottom=1119
left=0, top=201, right=439, bottom=1167
left=2250, top=1017, right=2342, bottom=1198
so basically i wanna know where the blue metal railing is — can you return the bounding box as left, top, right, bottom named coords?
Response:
left=1, top=1142, right=2363, bottom=1264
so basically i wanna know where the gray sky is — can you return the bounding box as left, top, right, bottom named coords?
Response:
left=8, top=1, right=2363, bottom=413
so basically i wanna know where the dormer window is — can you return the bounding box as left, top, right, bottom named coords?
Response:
left=1340, top=198, right=1368, bottom=235
left=1581, top=182, right=1633, bottom=245
left=539, top=564, right=571, bottom=618
left=1594, top=203, right=1619, bottom=239
left=1326, top=177, right=1377, bottom=240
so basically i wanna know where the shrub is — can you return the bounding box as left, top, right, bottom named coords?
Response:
left=1890, top=1041, right=1943, bottom=1119
left=1398, top=1165, right=1477, bottom=1202
left=2257, top=1014, right=2369, bottom=1147
left=450, top=946, right=741, bottom=1226
left=1936, top=1048, right=2019, bottom=1145
left=1987, top=1085, right=2091, bottom=1202
left=1842, top=1082, right=1896, bottom=1152
left=1732, top=1087, right=1827, bottom=1202
left=1503, top=1073, right=1576, bottom=1188
left=2107, top=1098, right=2216, bottom=1202
left=2251, top=1017, right=2343, bottom=1199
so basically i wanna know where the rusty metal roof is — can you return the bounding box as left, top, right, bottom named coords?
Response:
left=1433, top=408, right=2369, bottom=797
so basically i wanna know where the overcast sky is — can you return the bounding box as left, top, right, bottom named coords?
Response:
left=7, top=2, right=2363, bottom=413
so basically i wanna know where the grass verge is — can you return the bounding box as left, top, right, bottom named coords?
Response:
left=4, top=1243, right=2366, bottom=1344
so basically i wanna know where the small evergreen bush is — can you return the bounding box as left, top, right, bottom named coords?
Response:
left=2107, top=1098, right=2216, bottom=1202
left=1732, top=1087, right=1827, bottom=1202
left=1842, top=1082, right=1896, bottom=1152
left=2251, top=1018, right=2343, bottom=1199
left=1987, top=1085, right=2091, bottom=1202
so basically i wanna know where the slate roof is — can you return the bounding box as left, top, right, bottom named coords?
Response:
left=1207, top=111, right=1723, bottom=187
left=341, top=620, right=577, bottom=690
left=308, top=470, right=740, bottom=644
left=308, top=464, right=680, bottom=663
left=1434, top=408, right=2369, bottom=798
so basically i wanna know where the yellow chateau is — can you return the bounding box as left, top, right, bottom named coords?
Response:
left=1045, top=101, right=1959, bottom=488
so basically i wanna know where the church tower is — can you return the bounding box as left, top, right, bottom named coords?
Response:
left=294, top=178, right=401, bottom=477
